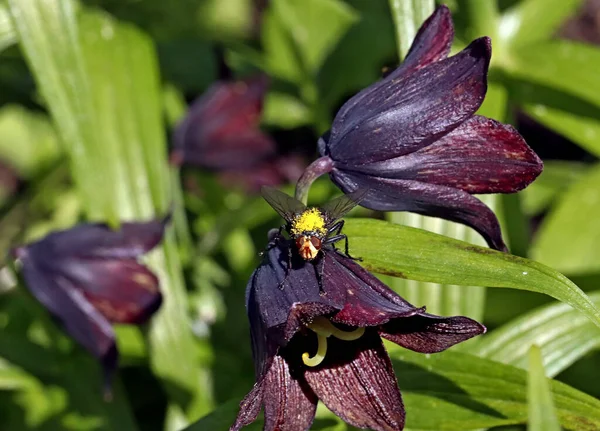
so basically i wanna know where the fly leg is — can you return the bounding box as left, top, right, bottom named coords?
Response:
left=323, top=220, right=361, bottom=261
left=278, top=244, right=293, bottom=290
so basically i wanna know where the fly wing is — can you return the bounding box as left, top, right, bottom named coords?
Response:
left=320, top=189, right=368, bottom=221
left=261, top=186, right=307, bottom=223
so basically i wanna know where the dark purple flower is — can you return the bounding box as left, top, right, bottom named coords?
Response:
left=231, top=238, right=485, bottom=431
left=12, top=217, right=168, bottom=396
left=171, top=74, right=276, bottom=170
left=315, top=5, right=542, bottom=251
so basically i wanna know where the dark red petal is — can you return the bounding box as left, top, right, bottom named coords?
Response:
left=321, top=251, right=423, bottom=327
left=303, top=332, right=405, bottom=431
left=19, top=258, right=117, bottom=390
left=326, top=37, right=491, bottom=164
left=230, top=380, right=265, bottom=431
left=263, top=355, right=317, bottom=431
left=29, top=218, right=168, bottom=259
left=331, top=171, right=507, bottom=251
left=380, top=314, right=486, bottom=353
left=395, top=5, right=453, bottom=74
left=62, top=259, right=162, bottom=324
left=178, top=129, right=275, bottom=170
left=354, top=116, right=543, bottom=193
left=172, top=74, right=276, bottom=169
left=246, top=238, right=345, bottom=347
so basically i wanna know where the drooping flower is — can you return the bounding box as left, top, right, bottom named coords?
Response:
left=12, top=217, right=168, bottom=396
left=171, top=74, right=275, bottom=170
left=170, top=74, right=306, bottom=192
left=312, top=5, right=542, bottom=251
left=231, top=237, right=485, bottom=431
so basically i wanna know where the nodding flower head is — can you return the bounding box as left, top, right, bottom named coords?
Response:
left=231, top=237, right=485, bottom=431
left=12, top=216, right=169, bottom=397
left=313, top=5, right=542, bottom=251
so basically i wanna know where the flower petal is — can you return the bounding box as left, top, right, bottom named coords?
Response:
left=395, top=5, right=453, bottom=75
left=263, top=355, right=317, bottom=431
left=246, top=238, right=345, bottom=346
left=331, top=5, right=453, bottom=139
left=321, top=251, right=423, bottom=326
left=62, top=259, right=162, bottom=324
left=19, top=257, right=117, bottom=390
left=172, top=74, right=275, bottom=169
left=380, top=314, right=486, bottom=353
left=330, top=171, right=507, bottom=251
left=29, top=217, right=169, bottom=259
left=325, top=37, right=491, bottom=164
left=230, top=354, right=317, bottom=431
left=352, top=115, right=543, bottom=194
left=303, top=331, right=405, bottom=431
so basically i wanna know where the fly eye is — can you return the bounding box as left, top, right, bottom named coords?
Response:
left=310, top=237, right=322, bottom=249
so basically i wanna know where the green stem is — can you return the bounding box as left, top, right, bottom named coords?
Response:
left=388, top=0, right=435, bottom=60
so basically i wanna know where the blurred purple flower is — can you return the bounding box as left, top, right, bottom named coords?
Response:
left=231, top=238, right=484, bottom=431
left=171, top=74, right=275, bottom=169
left=314, top=5, right=542, bottom=251
left=12, top=217, right=168, bottom=396
left=171, top=74, right=307, bottom=191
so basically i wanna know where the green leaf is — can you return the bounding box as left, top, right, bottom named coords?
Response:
left=262, top=91, right=311, bottom=128
left=528, top=345, right=561, bottom=431
left=343, top=218, right=600, bottom=329
left=531, top=164, right=600, bottom=275
left=395, top=349, right=600, bottom=430
left=507, top=41, right=600, bottom=112
left=386, top=203, right=492, bottom=321
left=499, top=0, right=583, bottom=48
left=271, top=0, right=358, bottom=76
left=184, top=350, right=600, bottom=431
left=9, top=0, right=213, bottom=424
left=318, top=0, right=396, bottom=118
left=0, top=2, right=16, bottom=52
left=520, top=160, right=589, bottom=216
left=0, top=105, right=60, bottom=178
left=500, top=73, right=600, bottom=157
left=388, top=0, right=434, bottom=59
left=471, top=291, right=600, bottom=378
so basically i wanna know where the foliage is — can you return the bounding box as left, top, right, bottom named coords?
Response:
left=0, top=0, right=599, bottom=430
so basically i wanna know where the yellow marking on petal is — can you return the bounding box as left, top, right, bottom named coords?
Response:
left=290, top=208, right=327, bottom=237
left=302, top=333, right=328, bottom=367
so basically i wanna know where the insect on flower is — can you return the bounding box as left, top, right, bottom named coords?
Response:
left=261, top=186, right=364, bottom=261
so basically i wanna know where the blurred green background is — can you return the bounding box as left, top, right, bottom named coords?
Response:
left=1, top=0, right=600, bottom=430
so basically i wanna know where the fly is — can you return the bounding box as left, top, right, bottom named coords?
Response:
left=261, top=186, right=365, bottom=262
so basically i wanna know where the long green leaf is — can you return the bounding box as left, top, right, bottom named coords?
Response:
left=8, top=0, right=212, bottom=425
left=527, top=345, right=561, bottom=431
left=470, top=291, right=600, bottom=377
left=185, top=349, right=600, bottom=430
left=0, top=2, right=16, bottom=52
left=520, top=160, right=589, bottom=216
left=344, top=218, right=600, bottom=329
left=498, top=0, right=583, bottom=48
left=508, top=41, right=600, bottom=112
left=531, top=164, right=600, bottom=275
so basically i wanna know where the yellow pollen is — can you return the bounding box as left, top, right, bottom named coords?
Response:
left=301, top=317, right=366, bottom=367
left=290, top=208, right=327, bottom=237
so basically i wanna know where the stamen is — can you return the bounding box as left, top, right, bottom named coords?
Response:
left=302, top=334, right=328, bottom=367
left=307, top=316, right=365, bottom=341
left=301, top=317, right=366, bottom=367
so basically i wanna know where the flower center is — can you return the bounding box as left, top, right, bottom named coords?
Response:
left=302, top=316, right=365, bottom=367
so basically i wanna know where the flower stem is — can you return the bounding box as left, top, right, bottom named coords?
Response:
left=388, top=0, right=435, bottom=60
left=295, top=156, right=334, bottom=205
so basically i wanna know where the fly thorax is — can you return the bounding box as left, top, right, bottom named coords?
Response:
left=290, top=208, right=327, bottom=237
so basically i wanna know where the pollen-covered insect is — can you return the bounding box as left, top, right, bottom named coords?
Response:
left=261, top=186, right=364, bottom=261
